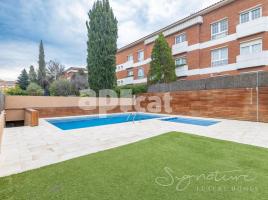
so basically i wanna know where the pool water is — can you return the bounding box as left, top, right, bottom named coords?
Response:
left=160, top=117, right=220, bottom=126
left=47, top=113, right=164, bottom=130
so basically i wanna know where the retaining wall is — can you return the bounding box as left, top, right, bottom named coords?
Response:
left=5, top=96, right=134, bottom=121
left=138, top=87, right=268, bottom=122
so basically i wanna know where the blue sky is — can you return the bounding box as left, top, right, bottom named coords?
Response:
left=0, top=0, right=219, bottom=80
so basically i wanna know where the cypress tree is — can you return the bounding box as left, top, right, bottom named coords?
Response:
left=17, top=69, right=29, bottom=90
left=29, top=65, right=37, bottom=83
left=148, top=34, right=176, bottom=85
left=37, top=40, right=47, bottom=88
left=86, top=0, right=118, bottom=92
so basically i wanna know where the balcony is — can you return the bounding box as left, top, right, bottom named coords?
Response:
left=237, top=51, right=268, bottom=69
left=236, top=17, right=268, bottom=39
left=175, top=65, right=188, bottom=77
left=133, top=58, right=152, bottom=67
left=116, top=61, right=134, bottom=72
left=133, top=77, right=147, bottom=84
left=117, top=76, right=134, bottom=86
left=172, top=41, right=189, bottom=55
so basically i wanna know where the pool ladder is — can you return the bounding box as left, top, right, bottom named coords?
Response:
left=127, top=112, right=137, bottom=123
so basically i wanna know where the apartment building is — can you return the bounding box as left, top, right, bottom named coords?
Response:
left=64, top=67, right=88, bottom=80
left=116, top=0, right=268, bottom=86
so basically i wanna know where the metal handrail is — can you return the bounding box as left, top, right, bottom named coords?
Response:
left=127, top=112, right=138, bottom=123
left=127, top=112, right=133, bottom=121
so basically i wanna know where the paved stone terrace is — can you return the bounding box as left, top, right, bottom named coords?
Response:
left=0, top=113, right=268, bottom=177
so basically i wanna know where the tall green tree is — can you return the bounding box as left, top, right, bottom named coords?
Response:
left=17, top=69, right=29, bottom=90
left=86, top=0, right=118, bottom=92
left=28, top=65, right=37, bottom=83
left=148, top=34, right=176, bottom=85
left=37, top=40, right=47, bottom=89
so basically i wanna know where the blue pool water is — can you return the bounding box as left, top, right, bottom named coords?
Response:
left=47, top=113, right=164, bottom=130
left=160, top=117, right=219, bottom=126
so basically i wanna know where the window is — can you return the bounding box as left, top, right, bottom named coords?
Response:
left=137, top=50, right=144, bottom=62
left=240, top=39, right=262, bottom=55
left=138, top=67, right=145, bottom=78
left=211, top=19, right=228, bottom=40
left=211, top=47, right=228, bottom=67
left=175, top=57, right=187, bottom=67
left=127, top=54, right=133, bottom=62
left=127, top=69, right=133, bottom=77
left=175, top=33, right=187, bottom=44
left=252, top=8, right=261, bottom=19
left=117, top=80, right=123, bottom=85
left=240, top=12, right=249, bottom=23
left=240, top=7, right=261, bottom=23
left=117, top=65, right=123, bottom=71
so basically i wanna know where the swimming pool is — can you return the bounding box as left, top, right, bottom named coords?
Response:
left=160, top=117, right=220, bottom=126
left=47, top=113, right=165, bottom=130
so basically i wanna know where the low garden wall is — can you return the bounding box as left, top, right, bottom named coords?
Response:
left=5, top=96, right=134, bottom=121
left=138, top=87, right=268, bottom=122
left=3, top=85, right=268, bottom=123
left=37, top=106, right=132, bottom=118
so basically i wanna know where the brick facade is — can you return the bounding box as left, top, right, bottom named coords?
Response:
left=116, top=0, right=268, bottom=85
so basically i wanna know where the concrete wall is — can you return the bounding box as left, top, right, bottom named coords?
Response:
left=5, top=96, right=134, bottom=121
left=5, top=96, right=133, bottom=109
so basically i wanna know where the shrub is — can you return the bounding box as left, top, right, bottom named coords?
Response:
left=79, top=89, right=96, bottom=97
left=71, top=70, right=89, bottom=95
left=49, top=79, right=75, bottom=96
left=115, top=84, right=147, bottom=96
left=26, top=82, right=44, bottom=96
left=5, top=85, right=28, bottom=96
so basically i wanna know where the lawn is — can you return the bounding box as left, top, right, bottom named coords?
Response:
left=0, top=132, right=268, bottom=200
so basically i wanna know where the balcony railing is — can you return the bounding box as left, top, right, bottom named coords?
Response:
left=237, top=51, right=268, bottom=69
left=121, top=76, right=134, bottom=85
left=133, top=77, right=147, bottom=84
left=175, top=65, right=188, bottom=77
left=116, top=60, right=134, bottom=72
left=172, top=41, right=189, bottom=55
left=236, top=17, right=268, bottom=39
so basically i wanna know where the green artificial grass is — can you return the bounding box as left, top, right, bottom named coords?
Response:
left=1, top=132, right=268, bottom=200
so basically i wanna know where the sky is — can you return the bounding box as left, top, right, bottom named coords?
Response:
left=0, top=0, right=220, bottom=81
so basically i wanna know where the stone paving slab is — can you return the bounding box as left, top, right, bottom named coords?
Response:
left=0, top=113, right=268, bottom=177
